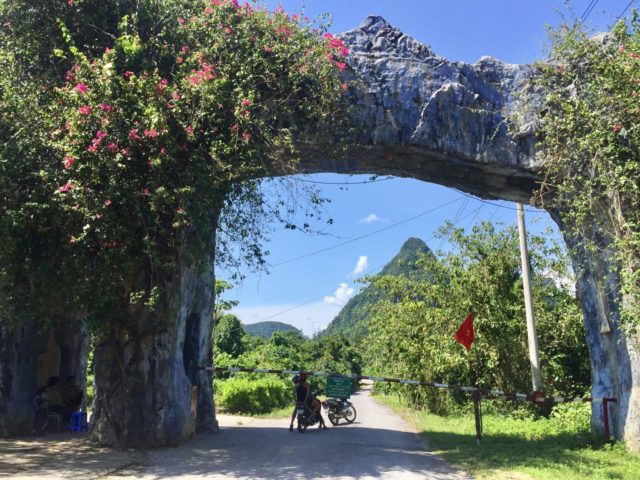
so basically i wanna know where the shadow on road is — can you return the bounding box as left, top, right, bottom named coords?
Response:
left=0, top=424, right=470, bottom=479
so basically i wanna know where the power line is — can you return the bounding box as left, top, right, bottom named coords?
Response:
left=618, top=0, right=635, bottom=19
left=581, top=0, right=599, bottom=22
left=241, top=207, right=485, bottom=327
left=452, top=189, right=543, bottom=213
left=271, top=197, right=463, bottom=267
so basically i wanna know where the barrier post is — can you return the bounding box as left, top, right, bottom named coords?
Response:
left=472, top=390, right=482, bottom=446
left=603, top=398, right=613, bottom=441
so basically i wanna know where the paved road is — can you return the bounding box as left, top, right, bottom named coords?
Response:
left=0, top=384, right=472, bottom=479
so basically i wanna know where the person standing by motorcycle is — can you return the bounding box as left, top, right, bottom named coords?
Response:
left=289, top=373, right=327, bottom=431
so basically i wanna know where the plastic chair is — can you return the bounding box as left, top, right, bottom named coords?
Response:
left=68, top=411, right=88, bottom=432
left=47, top=411, right=62, bottom=431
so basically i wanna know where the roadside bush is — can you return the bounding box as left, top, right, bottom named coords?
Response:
left=550, top=401, right=591, bottom=433
left=215, top=376, right=291, bottom=414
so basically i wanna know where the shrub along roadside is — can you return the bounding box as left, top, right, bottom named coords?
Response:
left=215, top=377, right=291, bottom=415
left=375, top=394, right=640, bottom=480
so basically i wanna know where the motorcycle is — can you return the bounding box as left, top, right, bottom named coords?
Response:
left=295, top=401, right=323, bottom=432
left=295, top=388, right=324, bottom=433
left=322, top=397, right=356, bottom=425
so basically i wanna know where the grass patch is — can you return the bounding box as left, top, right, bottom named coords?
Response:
left=376, top=394, right=640, bottom=480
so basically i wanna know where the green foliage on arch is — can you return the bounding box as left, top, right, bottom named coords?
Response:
left=535, top=15, right=640, bottom=329
left=0, top=0, right=349, bottom=331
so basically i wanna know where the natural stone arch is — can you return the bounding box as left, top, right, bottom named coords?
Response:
left=1, top=15, right=637, bottom=451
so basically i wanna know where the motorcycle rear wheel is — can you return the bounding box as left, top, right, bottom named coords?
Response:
left=345, top=404, right=356, bottom=423
left=328, top=412, right=339, bottom=426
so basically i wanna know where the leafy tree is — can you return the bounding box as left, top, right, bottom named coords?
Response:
left=365, top=223, right=589, bottom=413
left=214, top=313, right=244, bottom=357
left=1, top=0, right=349, bottom=332
left=534, top=16, right=640, bottom=328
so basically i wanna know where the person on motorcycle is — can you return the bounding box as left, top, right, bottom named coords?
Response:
left=289, top=373, right=327, bottom=431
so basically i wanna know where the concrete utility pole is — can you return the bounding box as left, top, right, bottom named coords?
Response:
left=516, top=203, right=543, bottom=392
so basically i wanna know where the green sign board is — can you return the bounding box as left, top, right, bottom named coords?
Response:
left=326, top=375, right=352, bottom=399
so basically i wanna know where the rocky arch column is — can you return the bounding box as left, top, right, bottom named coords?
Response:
left=90, top=224, right=219, bottom=448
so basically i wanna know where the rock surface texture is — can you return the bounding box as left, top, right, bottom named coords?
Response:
left=301, top=16, right=541, bottom=203
left=300, top=16, right=639, bottom=450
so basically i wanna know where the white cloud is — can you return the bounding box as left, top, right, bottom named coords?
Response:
left=359, top=213, right=384, bottom=224
left=324, top=282, right=355, bottom=307
left=352, top=255, right=369, bottom=276
left=232, top=302, right=343, bottom=337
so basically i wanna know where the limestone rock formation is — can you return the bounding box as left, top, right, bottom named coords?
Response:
left=302, top=16, right=542, bottom=204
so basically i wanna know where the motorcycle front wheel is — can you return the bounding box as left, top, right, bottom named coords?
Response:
left=345, top=404, right=356, bottom=423
left=297, top=417, right=307, bottom=433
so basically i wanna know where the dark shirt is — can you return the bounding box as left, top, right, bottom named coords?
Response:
left=295, top=383, right=307, bottom=403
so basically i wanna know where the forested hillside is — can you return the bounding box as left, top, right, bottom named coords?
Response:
left=320, top=237, right=433, bottom=339
left=243, top=321, right=303, bottom=339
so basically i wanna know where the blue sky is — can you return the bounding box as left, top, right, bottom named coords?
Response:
left=221, top=0, right=635, bottom=336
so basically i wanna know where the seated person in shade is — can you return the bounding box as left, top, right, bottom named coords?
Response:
left=49, top=375, right=83, bottom=423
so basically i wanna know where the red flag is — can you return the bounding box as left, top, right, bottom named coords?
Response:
left=454, top=312, right=474, bottom=351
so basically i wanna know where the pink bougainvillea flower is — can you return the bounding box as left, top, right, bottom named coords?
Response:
left=107, top=143, right=118, bottom=152
left=87, top=144, right=98, bottom=152
left=337, top=62, right=346, bottom=72
left=264, top=46, right=273, bottom=53
left=121, top=147, right=131, bottom=156
left=340, top=46, right=349, bottom=57
left=205, top=6, right=213, bottom=15
left=124, top=71, right=134, bottom=79
left=98, top=103, right=114, bottom=112
left=58, top=181, right=74, bottom=193
left=144, top=129, right=159, bottom=138
left=156, top=79, right=169, bottom=93
left=103, top=199, right=112, bottom=207
left=129, top=128, right=141, bottom=141
left=160, top=147, right=167, bottom=154
left=73, top=83, right=88, bottom=94
left=78, top=105, right=92, bottom=115
left=342, top=83, right=349, bottom=91
left=186, top=125, right=194, bottom=136
left=176, top=56, right=184, bottom=64
left=181, top=45, right=189, bottom=54
left=613, top=123, right=623, bottom=133
left=172, top=91, right=181, bottom=100
left=242, top=131, right=251, bottom=142
left=178, top=17, right=185, bottom=25
left=96, top=130, right=107, bottom=140
left=143, top=188, right=150, bottom=195
left=63, top=156, right=75, bottom=170
left=225, top=26, right=233, bottom=35
left=231, top=123, right=239, bottom=134
left=242, top=98, right=251, bottom=107
left=177, top=207, right=185, bottom=214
